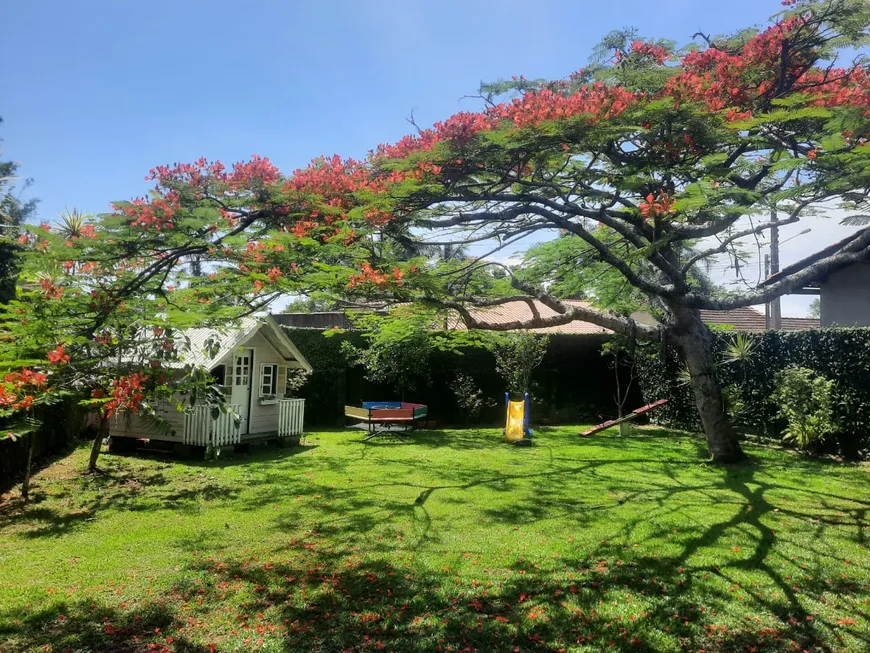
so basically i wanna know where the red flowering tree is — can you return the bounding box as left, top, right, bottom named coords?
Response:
left=0, top=145, right=422, bottom=475
left=290, top=0, right=870, bottom=462
left=1, top=218, right=231, bottom=476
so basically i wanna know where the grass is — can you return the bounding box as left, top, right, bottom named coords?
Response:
left=0, top=426, right=868, bottom=653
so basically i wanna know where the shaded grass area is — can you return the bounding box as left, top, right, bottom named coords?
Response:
left=1, top=426, right=868, bottom=652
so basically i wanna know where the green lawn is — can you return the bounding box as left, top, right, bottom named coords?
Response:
left=0, top=427, right=868, bottom=653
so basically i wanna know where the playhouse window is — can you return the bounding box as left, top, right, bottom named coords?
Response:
left=260, top=364, right=279, bottom=397
left=234, top=353, right=250, bottom=386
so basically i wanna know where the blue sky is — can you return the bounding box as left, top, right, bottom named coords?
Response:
left=1, top=0, right=845, bottom=316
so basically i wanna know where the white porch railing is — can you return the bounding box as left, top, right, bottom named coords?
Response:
left=183, top=404, right=242, bottom=447
left=279, top=398, right=305, bottom=437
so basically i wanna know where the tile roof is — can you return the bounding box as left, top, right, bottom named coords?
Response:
left=277, top=300, right=818, bottom=335
left=697, top=306, right=819, bottom=331
left=450, top=299, right=818, bottom=333
left=448, top=299, right=612, bottom=334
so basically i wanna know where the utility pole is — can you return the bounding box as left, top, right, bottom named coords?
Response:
left=764, top=254, right=771, bottom=329
left=768, top=206, right=782, bottom=330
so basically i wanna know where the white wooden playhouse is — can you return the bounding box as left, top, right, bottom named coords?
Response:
left=108, top=316, right=312, bottom=450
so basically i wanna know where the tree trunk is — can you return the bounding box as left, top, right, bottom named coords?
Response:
left=88, top=416, right=108, bottom=472
left=670, top=306, right=746, bottom=463
left=21, top=432, right=35, bottom=502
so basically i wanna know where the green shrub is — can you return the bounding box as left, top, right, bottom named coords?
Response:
left=451, top=373, right=495, bottom=423
left=491, top=332, right=549, bottom=396
left=636, top=327, right=870, bottom=459
left=771, top=367, right=837, bottom=453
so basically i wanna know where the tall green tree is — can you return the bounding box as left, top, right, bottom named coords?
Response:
left=0, top=117, right=38, bottom=303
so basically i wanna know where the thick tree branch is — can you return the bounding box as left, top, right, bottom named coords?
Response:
left=679, top=200, right=810, bottom=274
left=685, top=226, right=870, bottom=309
left=420, top=290, right=662, bottom=342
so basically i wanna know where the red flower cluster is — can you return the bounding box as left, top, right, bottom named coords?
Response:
left=432, top=111, right=494, bottom=145
left=630, top=40, right=669, bottom=65
left=489, top=84, right=639, bottom=128
left=104, top=373, right=149, bottom=418
left=39, top=278, right=64, bottom=300
left=147, top=155, right=279, bottom=191
left=347, top=263, right=399, bottom=289
left=1, top=369, right=49, bottom=412
left=47, top=345, right=71, bottom=365
left=115, top=194, right=182, bottom=231
left=287, top=155, right=370, bottom=210
left=5, top=369, right=48, bottom=388
left=665, top=17, right=870, bottom=117
left=230, top=154, right=281, bottom=188
left=291, top=220, right=320, bottom=238
left=639, top=192, right=676, bottom=220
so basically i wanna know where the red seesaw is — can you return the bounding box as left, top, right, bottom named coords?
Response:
left=580, top=399, right=668, bottom=437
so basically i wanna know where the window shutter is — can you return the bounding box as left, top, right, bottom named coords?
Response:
left=259, top=363, right=267, bottom=397
left=277, top=365, right=287, bottom=397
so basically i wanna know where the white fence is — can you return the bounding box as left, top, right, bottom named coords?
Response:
left=279, top=398, right=305, bottom=437
left=183, top=404, right=242, bottom=447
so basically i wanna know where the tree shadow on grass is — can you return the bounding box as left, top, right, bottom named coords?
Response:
left=3, top=434, right=868, bottom=651
left=6, top=521, right=864, bottom=653
left=0, top=462, right=244, bottom=539
left=1, top=442, right=327, bottom=539
left=0, top=598, right=214, bottom=653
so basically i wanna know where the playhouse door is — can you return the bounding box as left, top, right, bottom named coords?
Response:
left=230, top=349, right=252, bottom=435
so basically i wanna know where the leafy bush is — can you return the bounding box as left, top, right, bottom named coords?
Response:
left=636, top=328, right=870, bottom=459
left=284, top=369, right=311, bottom=397
left=771, top=367, right=837, bottom=453
left=341, top=314, right=434, bottom=399
left=451, top=373, right=495, bottom=423
left=491, top=332, right=549, bottom=396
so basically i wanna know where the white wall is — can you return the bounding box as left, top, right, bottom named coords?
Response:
left=245, top=331, right=284, bottom=435
left=820, top=263, right=870, bottom=327
left=107, top=399, right=186, bottom=441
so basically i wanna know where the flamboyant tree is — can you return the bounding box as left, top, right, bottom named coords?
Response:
left=2, top=0, right=870, bottom=466
left=307, top=0, right=870, bottom=462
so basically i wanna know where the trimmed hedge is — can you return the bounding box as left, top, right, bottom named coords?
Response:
left=636, top=328, right=870, bottom=459
left=286, top=328, right=640, bottom=428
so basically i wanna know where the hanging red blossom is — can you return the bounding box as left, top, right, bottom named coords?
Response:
left=47, top=346, right=71, bottom=365
left=639, top=192, right=676, bottom=220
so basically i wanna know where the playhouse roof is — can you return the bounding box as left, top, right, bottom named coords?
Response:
left=173, top=316, right=313, bottom=371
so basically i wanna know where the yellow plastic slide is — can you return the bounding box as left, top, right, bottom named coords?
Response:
left=505, top=399, right=526, bottom=442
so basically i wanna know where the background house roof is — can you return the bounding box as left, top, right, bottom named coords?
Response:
left=447, top=299, right=612, bottom=334
left=697, top=306, right=819, bottom=331
left=275, top=300, right=819, bottom=336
